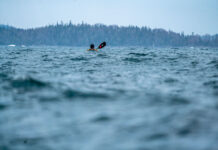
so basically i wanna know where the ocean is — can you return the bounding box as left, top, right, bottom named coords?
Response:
left=0, top=46, right=218, bottom=150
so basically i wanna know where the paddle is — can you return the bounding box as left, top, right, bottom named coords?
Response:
left=98, top=42, right=106, bottom=49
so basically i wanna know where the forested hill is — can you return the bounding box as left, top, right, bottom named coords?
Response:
left=0, top=23, right=217, bottom=47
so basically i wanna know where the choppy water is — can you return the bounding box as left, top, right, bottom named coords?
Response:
left=0, top=46, right=218, bottom=150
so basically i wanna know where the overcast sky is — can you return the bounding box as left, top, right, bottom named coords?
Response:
left=0, top=0, right=217, bottom=35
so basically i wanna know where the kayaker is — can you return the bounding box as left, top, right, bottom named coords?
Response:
left=88, top=44, right=98, bottom=51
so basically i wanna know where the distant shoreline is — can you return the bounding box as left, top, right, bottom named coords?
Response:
left=0, top=23, right=217, bottom=47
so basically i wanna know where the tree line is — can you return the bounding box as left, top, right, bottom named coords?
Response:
left=0, top=22, right=217, bottom=47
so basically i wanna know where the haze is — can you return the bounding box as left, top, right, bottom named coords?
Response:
left=0, top=0, right=217, bottom=35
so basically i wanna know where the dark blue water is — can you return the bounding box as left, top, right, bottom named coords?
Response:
left=0, top=46, right=218, bottom=150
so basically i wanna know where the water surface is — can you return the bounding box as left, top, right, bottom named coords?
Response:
left=0, top=46, right=218, bottom=150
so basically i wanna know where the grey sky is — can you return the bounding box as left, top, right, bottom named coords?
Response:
left=0, top=0, right=217, bottom=35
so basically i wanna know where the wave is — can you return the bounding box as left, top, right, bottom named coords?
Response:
left=123, top=57, right=152, bottom=63
left=0, top=103, right=8, bottom=111
left=97, top=53, right=109, bottom=58
left=0, top=72, right=9, bottom=80
left=191, top=61, right=199, bottom=67
left=70, top=56, right=88, bottom=61
left=10, top=77, right=49, bottom=90
left=20, top=48, right=33, bottom=51
left=171, top=47, right=179, bottom=50
left=204, top=80, right=218, bottom=89
left=208, top=60, right=218, bottom=69
left=43, top=58, right=53, bottom=62
left=63, top=89, right=109, bottom=99
left=168, top=95, right=190, bottom=105
left=164, top=78, right=178, bottom=83
left=145, top=133, right=168, bottom=141
left=123, top=57, right=143, bottom=63
left=42, top=54, right=48, bottom=58
left=147, top=93, right=191, bottom=106
left=128, top=52, right=148, bottom=57
left=92, top=115, right=111, bottom=122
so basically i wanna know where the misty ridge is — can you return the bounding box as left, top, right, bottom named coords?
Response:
left=0, top=22, right=217, bottom=47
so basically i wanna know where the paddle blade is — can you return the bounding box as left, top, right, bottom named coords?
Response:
left=98, top=42, right=106, bottom=49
